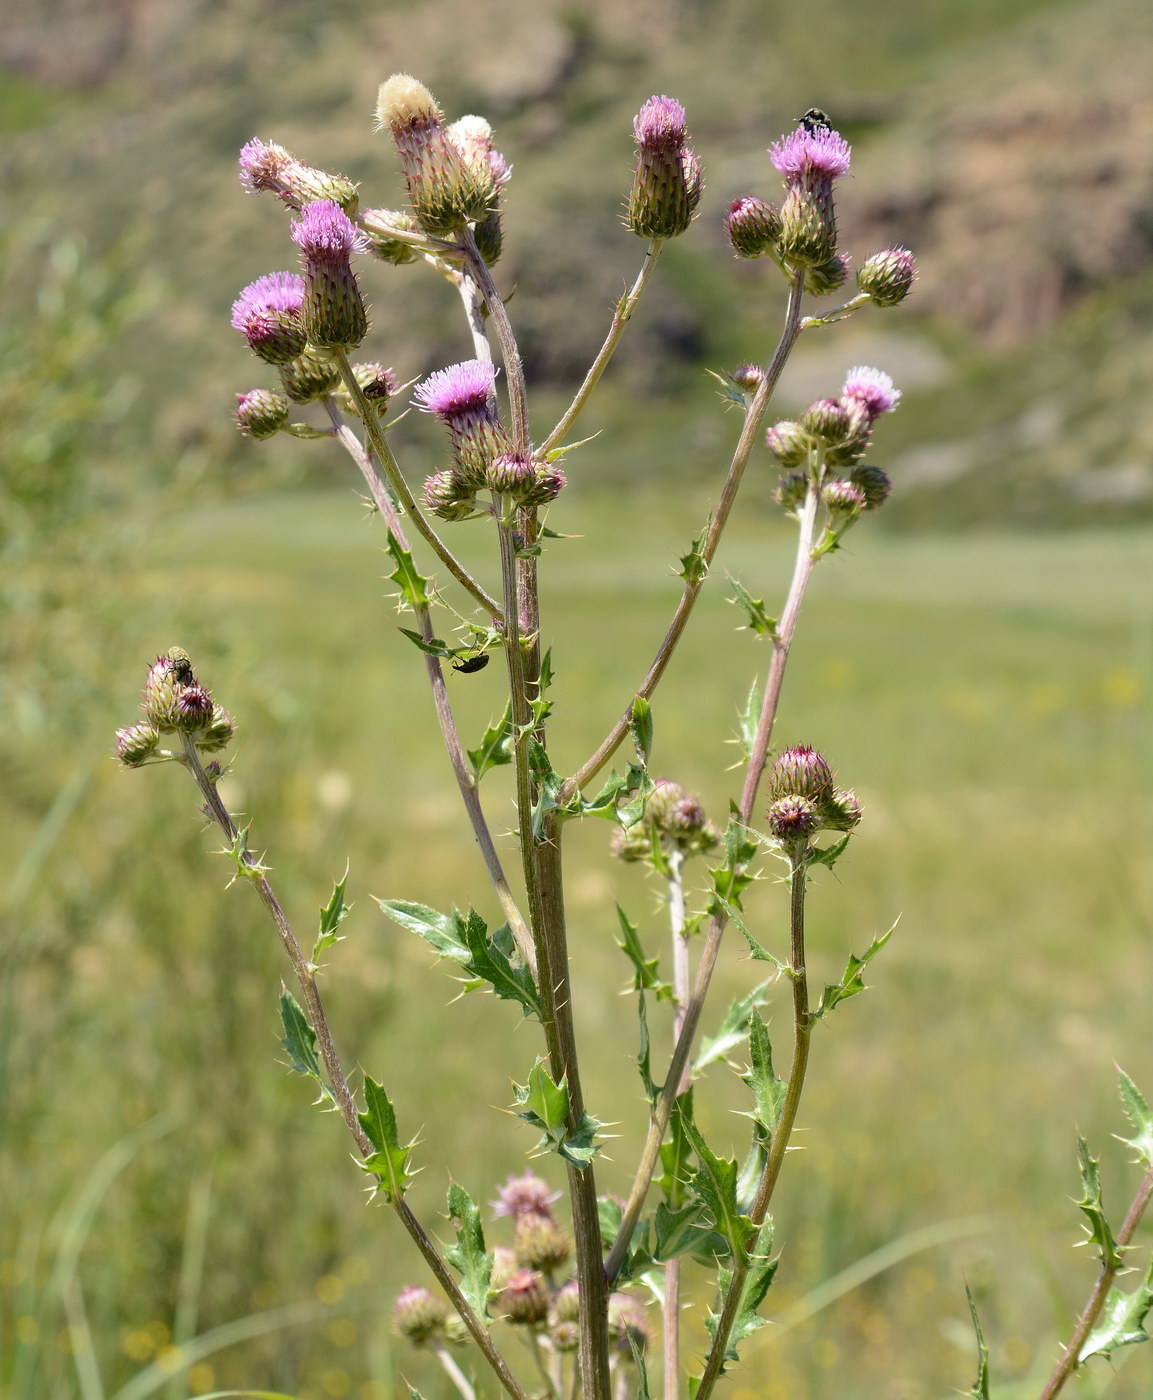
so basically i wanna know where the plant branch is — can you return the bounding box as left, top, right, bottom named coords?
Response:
left=606, top=473, right=821, bottom=1282
left=1037, top=1167, right=1153, bottom=1400
left=460, top=230, right=529, bottom=454
left=176, top=736, right=531, bottom=1400
left=333, top=351, right=502, bottom=618
left=664, top=848, right=689, bottom=1400
left=563, top=272, right=806, bottom=805
left=541, top=241, right=663, bottom=456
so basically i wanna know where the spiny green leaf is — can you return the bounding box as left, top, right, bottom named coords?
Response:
left=725, top=1222, right=778, bottom=1356
left=629, top=1333, right=652, bottom=1400
left=468, top=703, right=514, bottom=780
left=806, top=833, right=852, bottom=870
left=396, top=627, right=452, bottom=657
left=278, top=991, right=332, bottom=1105
left=312, top=868, right=351, bottom=963
left=544, top=431, right=600, bottom=464
left=678, top=523, right=710, bottom=586
left=616, top=906, right=663, bottom=994
left=1081, top=1255, right=1153, bottom=1362
left=651, top=1201, right=720, bottom=1264
left=660, top=1093, right=695, bottom=1209
left=598, top=1195, right=624, bottom=1249
left=528, top=739, right=570, bottom=837
left=513, top=1060, right=603, bottom=1167
left=457, top=911, right=542, bottom=1018
left=737, top=680, right=763, bottom=763
left=706, top=367, right=753, bottom=407
left=682, top=1116, right=757, bottom=1260
left=813, top=922, right=896, bottom=1021
left=708, top=816, right=759, bottom=909
left=527, top=649, right=555, bottom=731
left=715, top=894, right=788, bottom=975
left=745, top=1009, right=787, bottom=1138
left=376, top=898, right=465, bottom=960
left=444, top=1183, right=492, bottom=1320
left=726, top=576, right=778, bottom=638
left=578, top=769, right=628, bottom=820
left=386, top=531, right=430, bottom=609
left=636, top=991, right=658, bottom=1104
left=1118, top=1069, right=1153, bottom=1167
left=962, top=1286, right=990, bottom=1400
left=695, top=981, right=773, bottom=1073
left=1076, top=1135, right=1122, bottom=1270
left=615, top=762, right=656, bottom=831
left=358, top=1076, right=414, bottom=1201
left=630, top=695, right=654, bottom=762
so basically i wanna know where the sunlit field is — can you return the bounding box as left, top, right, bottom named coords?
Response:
left=3, top=485, right=1151, bottom=1400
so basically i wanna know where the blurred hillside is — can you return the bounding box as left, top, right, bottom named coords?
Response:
left=2, top=0, right=1152, bottom=525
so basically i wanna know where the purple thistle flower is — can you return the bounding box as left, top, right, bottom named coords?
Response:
left=238, top=138, right=291, bottom=195
left=239, top=139, right=359, bottom=214
left=413, top=358, right=498, bottom=421
left=770, top=125, right=852, bottom=183
left=291, top=200, right=369, bottom=259
left=230, top=271, right=305, bottom=330
left=633, top=95, right=687, bottom=147
left=841, top=366, right=901, bottom=420
left=291, top=200, right=368, bottom=352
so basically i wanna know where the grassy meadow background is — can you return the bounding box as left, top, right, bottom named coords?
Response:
left=2, top=0, right=1153, bottom=1397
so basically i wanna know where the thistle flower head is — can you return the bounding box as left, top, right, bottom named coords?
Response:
left=767, top=794, right=821, bottom=843
left=175, top=683, right=214, bottom=732
left=822, top=479, right=867, bottom=521
left=415, top=359, right=498, bottom=422
left=238, top=139, right=358, bottom=214
left=774, top=472, right=809, bottom=514
left=291, top=200, right=369, bottom=260
left=291, top=200, right=368, bottom=352
left=633, top=95, right=687, bottom=146
left=514, top=1214, right=574, bottom=1273
left=824, top=787, right=863, bottom=831
left=392, top=1286, right=449, bottom=1347
left=496, top=1269, right=549, bottom=1326
left=841, top=366, right=901, bottom=420
left=857, top=247, right=917, bottom=307
left=725, top=196, right=782, bottom=259
left=804, top=250, right=852, bottom=296
left=767, top=744, right=834, bottom=802
left=235, top=388, right=290, bottom=439
left=447, top=115, right=512, bottom=187
left=230, top=271, right=307, bottom=365
left=626, top=94, right=701, bottom=240
left=278, top=348, right=341, bottom=404
left=230, top=272, right=305, bottom=330
left=848, top=464, right=893, bottom=510
left=375, top=74, right=442, bottom=131
left=551, top=1281, right=580, bottom=1324
left=197, top=705, right=237, bottom=753
left=492, top=1172, right=560, bottom=1222
left=115, top=721, right=160, bottom=768
left=770, top=124, right=852, bottom=183
left=238, top=138, right=292, bottom=195
left=765, top=420, right=811, bottom=467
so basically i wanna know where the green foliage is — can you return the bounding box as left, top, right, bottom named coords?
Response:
left=744, top=1008, right=787, bottom=1139
left=726, top=576, right=778, bottom=638
left=311, top=869, right=350, bottom=963
left=468, top=703, right=514, bottom=779
left=1076, top=1135, right=1122, bottom=1271
left=386, top=532, right=430, bottom=610
left=277, top=991, right=334, bottom=1107
left=708, top=815, right=760, bottom=910
left=681, top=1104, right=757, bottom=1261
left=1081, top=1256, right=1153, bottom=1363
left=705, top=1222, right=778, bottom=1361
left=813, top=922, right=896, bottom=1021
left=962, top=1286, right=991, bottom=1400
left=695, top=981, right=773, bottom=1072
left=678, top=524, right=710, bottom=586
left=444, top=1183, right=492, bottom=1320
left=736, top=679, right=763, bottom=764
left=630, top=694, right=654, bottom=762
left=1118, top=1069, right=1153, bottom=1167
left=616, top=905, right=665, bottom=995
left=512, top=1059, right=602, bottom=1167
left=358, top=1077, right=414, bottom=1201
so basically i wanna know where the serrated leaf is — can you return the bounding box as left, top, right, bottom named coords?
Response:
left=660, top=1093, right=695, bottom=1208
left=578, top=769, right=628, bottom=820
left=745, top=1009, right=787, bottom=1137
left=513, top=1061, right=602, bottom=1167
left=616, top=763, right=657, bottom=830
left=377, top=898, right=466, bottom=961
left=444, top=1183, right=492, bottom=1320
left=678, top=524, right=710, bottom=586
left=616, top=906, right=662, bottom=993
left=652, top=1201, right=717, bottom=1263
left=708, top=816, right=759, bottom=909
left=695, top=981, right=773, bottom=1073
left=1077, top=1135, right=1121, bottom=1269
left=715, top=895, right=788, bottom=975
left=726, top=1222, right=778, bottom=1356
left=963, top=1286, right=990, bottom=1400
left=386, top=531, right=430, bottom=609
left=737, top=680, right=763, bottom=763
left=1118, top=1069, right=1153, bottom=1167
left=457, top=912, right=542, bottom=1018
left=682, top=1115, right=757, bottom=1260
left=312, top=869, right=351, bottom=963
left=1081, top=1255, right=1153, bottom=1362
left=468, top=704, right=514, bottom=779
left=278, top=991, right=326, bottom=1088
left=528, top=739, right=570, bottom=837
left=813, top=922, right=895, bottom=1020
left=396, top=627, right=453, bottom=658
left=630, top=696, right=654, bottom=762
left=636, top=991, right=658, bottom=1104
left=806, top=834, right=852, bottom=870
left=726, top=576, right=778, bottom=638
left=358, top=1076, right=413, bottom=1201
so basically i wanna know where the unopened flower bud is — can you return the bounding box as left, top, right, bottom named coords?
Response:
left=607, top=1293, right=651, bottom=1355
left=822, top=480, right=866, bottom=521
left=725, top=196, right=782, bottom=259
left=774, top=473, right=809, bottom=514
left=800, top=397, right=852, bottom=444
left=231, top=272, right=307, bottom=365
left=375, top=75, right=498, bottom=236
left=767, top=794, right=820, bottom=843
left=235, top=389, right=289, bottom=439
left=338, top=362, right=397, bottom=418
left=496, top=1269, right=549, bottom=1326
left=731, top=364, right=764, bottom=393
left=115, top=721, right=160, bottom=767
left=857, top=247, right=916, bottom=307
left=291, top=200, right=369, bottom=352
left=550, top=1320, right=579, bottom=1352
left=825, top=397, right=872, bottom=466
left=278, top=348, right=341, bottom=404
left=804, top=251, right=851, bottom=296
left=777, top=186, right=837, bottom=267
left=514, top=1215, right=574, bottom=1273
left=767, top=745, right=834, bottom=802
left=238, top=139, right=359, bottom=215
left=361, top=208, right=422, bottom=264
left=423, top=470, right=477, bottom=522
left=848, top=464, right=892, bottom=510
left=486, top=452, right=536, bottom=497
left=550, top=1281, right=580, bottom=1324
left=392, top=1286, right=449, bottom=1347
left=447, top=115, right=511, bottom=265
left=822, top=787, right=862, bottom=831
left=521, top=462, right=566, bottom=508
left=765, top=420, right=811, bottom=467
left=492, top=1172, right=560, bottom=1223
left=196, top=705, right=237, bottom=753
left=611, top=822, right=654, bottom=863
left=626, top=95, right=702, bottom=241
left=174, top=683, right=214, bottom=733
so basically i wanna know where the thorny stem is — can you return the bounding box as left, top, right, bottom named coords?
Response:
left=541, top=241, right=663, bottom=456
left=176, top=735, right=531, bottom=1400
left=333, top=350, right=502, bottom=618
left=562, top=272, right=806, bottom=806
left=324, top=401, right=535, bottom=974
left=1037, top=1167, right=1153, bottom=1400
left=606, top=473, right=821, bottom=1282
left=663, top=848, right=689, bottom=1400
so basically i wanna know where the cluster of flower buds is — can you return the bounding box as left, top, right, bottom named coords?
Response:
left=764, top=745, right=861, bottom=849
left=767, top=365, right=898, bottom=527
left=414, top=359, right=564, bottom=520
left=612, top=778, right=720, bottom=865
left=625, top=96, right=702, bottom=241
left=115, top=648, right=236, bottom=768
left=375, top=75, right=506, bottom=242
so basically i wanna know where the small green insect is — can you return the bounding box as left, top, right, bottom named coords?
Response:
left=797, top=108, right=833, bottom=134
left=166, top=646, right=194, bottom=682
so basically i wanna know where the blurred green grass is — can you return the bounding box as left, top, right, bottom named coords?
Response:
left=4, top=480, right=1151, bottom=1399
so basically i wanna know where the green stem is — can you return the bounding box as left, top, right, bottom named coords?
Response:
left=333, top=351, right=502, bottom=618
left=176, top=736, right=531, bottom=1400
left=562, top=272, right=806, bottom=804
left=663, top=848, right=689, bottom=1400
left=693, top=849, right=812, bottom=1400
left=540, top=241, right=663, bottom=455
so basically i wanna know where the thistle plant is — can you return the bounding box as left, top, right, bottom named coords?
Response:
left=113, top=80, right=1153, bottom=1400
